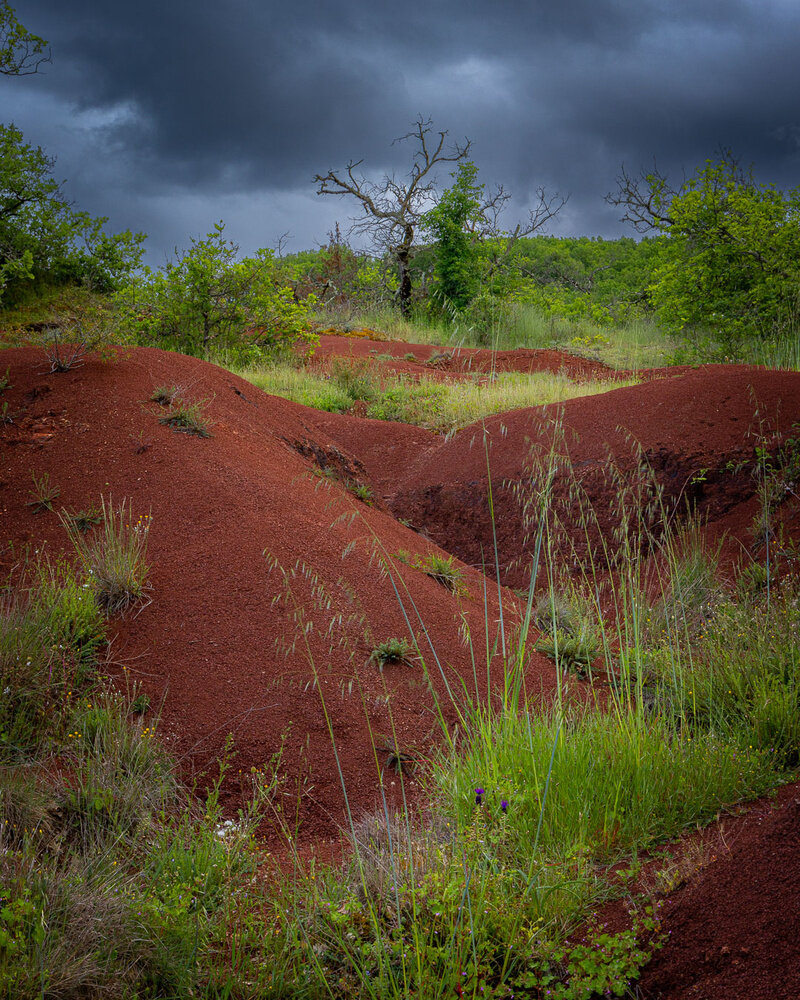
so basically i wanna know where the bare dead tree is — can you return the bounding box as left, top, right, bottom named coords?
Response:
left=475, top=184, right=568, bottom=278
left=605, top=162, right=677, bottom=232
left=315, top=116, right=470, bottom=315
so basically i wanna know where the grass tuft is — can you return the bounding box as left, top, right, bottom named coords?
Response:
left=61, top=498, right=151, bottom=615
left=26, top=471, right=60, bottom=513
left=368, top=637, right=415, bottom=669
left=158, top=399, right=213, bottom=437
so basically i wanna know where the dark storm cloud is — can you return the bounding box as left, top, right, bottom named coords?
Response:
left=5, top=0, right=799, bottom=257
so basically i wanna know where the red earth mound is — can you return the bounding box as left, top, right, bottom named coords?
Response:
left=636, top=780, right=800, bottom=999
left=377, top=366, right=800, bottom=588
left=308, top=333, right=629, bottom=383
left=0, top=346, right=561, bottom=839
left=4, top=343, right=800, bottom=991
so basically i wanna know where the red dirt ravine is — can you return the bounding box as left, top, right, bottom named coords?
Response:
left=375, top=365, right=800, bottom=587
left=0, top=346, right=560, bottom=840
left=4, top=343, right=800, bottom=993
left=638, top=782, right=800, bottom=1000
left=308, top=333, right=631, bottom=382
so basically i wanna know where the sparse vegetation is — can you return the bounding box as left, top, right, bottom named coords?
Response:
left=26, top=470, right=60, bottom=512
left=158, top=397, right=213, bottom=437
left=61, top=497, right=151, bottom=615
left=63, top=505, right=102, bottom=533
left=417, top=551, right=465, bottom=592
left=150, top=383, right=182, bottom=406
left=368, top=637, right=415, bottom=668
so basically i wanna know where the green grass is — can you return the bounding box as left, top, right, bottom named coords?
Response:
left=61, top=497, right=151, bottom=615
left=241, top=360, right=638, bottom=432
left=158, top=399, right=214, bottom=437
left=26, top=471, right=60, bottom=513
left=368, top=637, right=415, bottom=668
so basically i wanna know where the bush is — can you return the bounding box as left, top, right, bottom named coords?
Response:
left=114, top=222, right=316, bottom=360
left=0, top=124, right=144, bottom=306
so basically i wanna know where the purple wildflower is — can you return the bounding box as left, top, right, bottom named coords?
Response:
left=500, top=799, right=508, bottom=813
left=475, top=787, right=485, bottom=805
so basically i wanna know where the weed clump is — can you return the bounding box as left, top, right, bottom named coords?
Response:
left=26, top=471, right=60, bottom=513
left=158, top=399, right=213, bottom=437
left=61, top=498, right=151, bottom=615
left=368, top=637, right=414, bottom=669
left=418, top=552, right=465, bottom=592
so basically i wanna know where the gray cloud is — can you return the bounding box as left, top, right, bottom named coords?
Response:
left=4, top=0, right=799, bottom=260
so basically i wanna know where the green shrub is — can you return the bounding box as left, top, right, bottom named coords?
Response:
left=114, top=222, right=315, bottom=360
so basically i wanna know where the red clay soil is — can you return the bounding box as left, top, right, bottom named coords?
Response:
left=0, top=346, right=563, bottom=840
left=381, top=365, right=800, bottom=587
left=5, top=343, right=800, bottom=992
left=621, top=779, right=800, bottom=1000
left=308, top=333, right=630, bottom=383
left=642, top=784, right=800, bottom=999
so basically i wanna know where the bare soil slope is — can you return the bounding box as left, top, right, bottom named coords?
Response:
left=0, top=346, right=559, bottom=837
left=4, top=343, right=800, bottom=994
left=382, top=365, right=800, bottom=586
left=638, top=783, right=800, bottom=1000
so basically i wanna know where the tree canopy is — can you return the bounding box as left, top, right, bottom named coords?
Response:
left=0, top=1, right=49, bottom=76
left=0, top=124, right=145, bottom=304
left=610, top=153, right=800, bottom=349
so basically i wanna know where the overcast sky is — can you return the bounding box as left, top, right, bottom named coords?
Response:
left=4, top=0, right=800, bottom=264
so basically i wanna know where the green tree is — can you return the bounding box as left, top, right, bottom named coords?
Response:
left=423, top=160, right=566, bottom=320
left=0, top=124, right=145, bottom=304
left=423, top=160, right=484, bottom=309
left=0, top=1, right=48, bottom=76
left=609, top=154, right=800, bottom=350
left=114, top=222, right=315, bottom=359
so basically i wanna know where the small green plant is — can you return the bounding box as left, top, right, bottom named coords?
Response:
left=417, top=552, right=465, bottom=592
left=61, top=498, right=151, bottom=615
left=311, top=465, right=338, bottom=483
left=158, top=399, right=213, bottom=438
left=426, top=350, right=453, bottom=366
left=349, top=482, right=374, bottom=505
left=0, top=367, right=11, bottom=392
left=130, top=693, right=151, bottom=715
left=403, top=352, right=417, bottom=361
left=26, top=471, right=60, bottom=513
left=149, top=384, right=182, bottom=406
left=534, top=589, right=577, bottom=636
left=535, top=630, right=599, bottom=677
left=522, top=910, right=663, bottom=998
left=63, top=506, right=102, bottom=533
left=368, top=637, right=414, bottom=669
